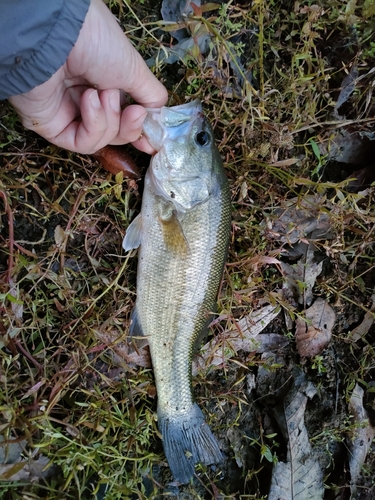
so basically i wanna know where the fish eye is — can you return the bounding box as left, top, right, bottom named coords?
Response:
left=195, top=130, right=211, bottom=147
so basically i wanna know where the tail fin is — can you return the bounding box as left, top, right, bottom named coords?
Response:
left=158, top=403, right=222, bottom=484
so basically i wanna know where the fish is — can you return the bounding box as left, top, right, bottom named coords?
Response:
left=123, top=99, right=231, bottom=484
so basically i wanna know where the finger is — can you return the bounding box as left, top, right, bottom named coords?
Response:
left=110, top=104, right=146, bottom=143
left=108, top=104, right=157, bottom=154
left=131, top=135, right=156, bottom=155
left=53, top=88, right=106, bottom=153
left=120, top=41, right=168, bottom=108
left=87, top=88, right=123, bottom=150
left=60, top=87, right=122, bottom=150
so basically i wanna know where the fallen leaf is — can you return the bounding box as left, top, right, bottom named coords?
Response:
left=281, top=243, right=323, bottom=307
left=249, top=255, right=282, bottom=272
left=270, top=158, right=299, bottom=167
left=80, top=421, right=105, bottom=433
left=0, top=456, right=51, bottom=482
left=161, top=0, right=201, bottom=40
left=227, top=427, right=246, bottom=468
left=0, top=437, right=51, bottom=482
left=21, top=379, right=46, bottom=400
left=347, top=384, right=375, bottom=497
left=192, top=305, right=285, bottom=375
left=334, top=66, right=358, bottom=117
left=322, top=127, right=375, bottom=165
left=263, top=195, right=332, bottom=245
left=8, top=279, right=23, bottom=323
left=267, top=371, right=324, bottom=500
left=54, top=225, right=67, bottom=248
left=350, top=294, right=375, bottom=341
left=237, top=304, right=282, bottom=337
left=346, top=165, right=375, bottom=192
left=295, top=298, right=336, bottom=357
left=94, top=328, right=151, bottom=369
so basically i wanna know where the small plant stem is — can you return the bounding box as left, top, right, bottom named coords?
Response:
left=0, top=189, right=14, bottom=283
left=123, top=0, right=167, bottom=47
left=13, top=338, right=43, bottom=373
left=257, top=0, right=265, bottom=102
left=203, top=18, right=257, bottom=95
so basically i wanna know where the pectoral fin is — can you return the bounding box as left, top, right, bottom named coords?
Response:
left=159, top=208, right=189, bottom=256
left=123, top=214, right=142, bottom=251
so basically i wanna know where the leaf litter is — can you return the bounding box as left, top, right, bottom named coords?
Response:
left=260, top=367, right=324, bottom=500
left=347, top=384, right=375, bottom=498
left=0, top=437, right=51, bottom=482
left=350, top=295, right=375, bottom=342
left=192, top=304, right=285, bottom=376
left=295, top=298, right=336, bottom=358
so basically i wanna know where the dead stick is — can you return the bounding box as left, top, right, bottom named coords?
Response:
left=0, top=190, right=14, bottom=283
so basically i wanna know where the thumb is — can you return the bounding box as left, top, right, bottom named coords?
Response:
left=68, top=0, right=168, bottom=108
left=119, top=39, right=168, bottom=108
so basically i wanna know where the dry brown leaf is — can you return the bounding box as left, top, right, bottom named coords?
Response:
left=347, top=384, right=375, bottom=497
left=95, top=306, right=285, bottom=377
left=237, top=304, right=281, bottom=337
left=295, top=298, right=336, bottom=357
left=227, top=427, right=246, bottom=468
left=94, top=328, right=151, bottom=369
left=270, top=158, right=299, bottom=167
left=281, top=243, right=323, bottom=307
left=54, top=225, right=67, bottom=248
left=192, top=305, right=285, bottom=375
left=261, top=369, right=324, bottom=500
left=350, top=294, right=375, bottom=341
left=321, top=127, right=375, bottom=165
left=248, top=255, right=282, bottom=272
left=263, top=195, right=332, bottom=245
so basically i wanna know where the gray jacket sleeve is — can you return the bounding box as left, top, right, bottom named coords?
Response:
left=0, top=0, right=90, bottom=100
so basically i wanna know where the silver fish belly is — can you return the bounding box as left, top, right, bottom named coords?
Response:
left=123, top=100, right=231, bottom=484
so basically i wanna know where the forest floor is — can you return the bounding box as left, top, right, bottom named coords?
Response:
left=1, top=0, right=375, bottom=499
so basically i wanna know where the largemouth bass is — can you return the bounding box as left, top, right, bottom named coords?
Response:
left=123, top=99, right=231, bottom=484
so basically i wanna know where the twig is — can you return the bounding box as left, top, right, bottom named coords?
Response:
left=292, top=116, right=375, bottom=135
left=0, top=189, right=14, bottom=283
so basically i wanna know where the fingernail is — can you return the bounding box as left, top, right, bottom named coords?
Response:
left=89, top=90, right=101, bottom=109
left=109, top=91, right=120, bottom=112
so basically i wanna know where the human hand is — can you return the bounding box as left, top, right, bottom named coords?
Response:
left=8, top=0, right=168, bottom=154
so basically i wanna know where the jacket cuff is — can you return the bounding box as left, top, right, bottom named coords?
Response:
left=0, top=0, right=90, bottom=100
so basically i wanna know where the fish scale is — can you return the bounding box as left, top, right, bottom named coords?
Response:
left=123, top=100, right=231, bottom=483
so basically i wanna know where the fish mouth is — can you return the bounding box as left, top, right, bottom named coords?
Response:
left=145, top=98, right=202, bottom=116
left=143, top=100, right=203, bottom=149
